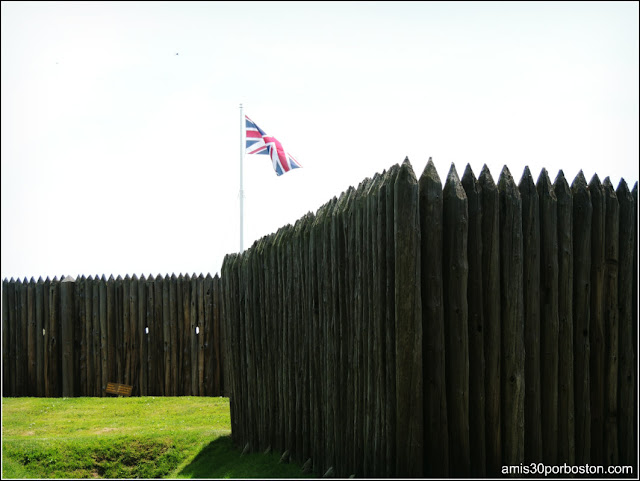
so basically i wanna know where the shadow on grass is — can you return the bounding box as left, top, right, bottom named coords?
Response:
left=177, top=435, right=315, bottom=479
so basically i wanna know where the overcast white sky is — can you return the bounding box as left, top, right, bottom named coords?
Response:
left=1, top=1, right=638, bottom=281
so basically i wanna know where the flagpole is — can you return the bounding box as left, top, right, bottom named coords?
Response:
left=239, top=103, right=244, bottom=252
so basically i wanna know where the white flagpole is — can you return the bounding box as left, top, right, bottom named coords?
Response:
left=239, top=103, right=244, bottom=252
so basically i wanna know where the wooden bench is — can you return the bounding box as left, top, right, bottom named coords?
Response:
left=105, top=382, right=133, bottom=397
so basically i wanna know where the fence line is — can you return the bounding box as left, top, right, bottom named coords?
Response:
left=2, top=273, right=224, bottom=397
left=221, top=159, right=637, bottom=477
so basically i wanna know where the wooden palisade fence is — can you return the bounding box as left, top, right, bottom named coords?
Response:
left=2, top=273, right=224, bottom=397
left=221, top=158, right=637, bottom=478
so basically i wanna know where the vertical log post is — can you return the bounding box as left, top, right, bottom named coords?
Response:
left=60, top=275, right=75, bottom=397
left=519, top=167, right=542, bottom=463
left=479, top=165, right=502, bottom=474
left=572, top=171, right=592, bottom=465
left=588, top=174, right=606, bottom=464
left=555, top=170, right=575, bottom=465
left=462, top=164, right=486, bottom=476
left=443, top=163, right=470, bottom=477
left=394, top=158, right=423, bottom=478
left=617, top=179, right=635, bottom=466
left=537, top=169, right=559, bottom=465
left=499, top=166, right=525, bottom=466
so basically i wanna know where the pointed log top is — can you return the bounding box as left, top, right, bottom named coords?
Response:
left=518, top=165, right=535, bottom=186
left=446, top=163, right=461, bottom=183
left=124, top=274, right=131, bottom=280
left=498, top=165, right=519, bottom=193
left=130, top=273, right=138, bottom=281
left=571, top=170, right=588, bottom=189
left=478, top=164, right=496, bottom=188
left=603, top=176, right=613, bottom=188
left=37, top=276, right=44, bottom=283
left=462, top=163, right=476, bottom=182
left=30, top=276, right=36, bottom=283
left=419, top=156, right=441, bottom=185
left=396, top=157, right=418, bottom=184
left=139, top=273, right=146, bottom=281
left=589, top=172, right=602, bottom=188
left=536, top=168, right=555, bottom=197
left=616, top=178, right=632, bottom=198
left=155, top=273, right=163, bottom=281
left=553, top=170, right=571, bottom=195
left=206, top=273, right=212, bottom=280
left=444, top=163, right=466, bottom=199
left=116, top=275, right=123, bottom=281
left=61, top=275, right=75, bottom=283
left=16, top=277, right=23, bottom=285
left=198, top=273, right=204, bottom=279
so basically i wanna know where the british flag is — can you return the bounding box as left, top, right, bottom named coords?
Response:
left=245, top=115, right=302, bottom=176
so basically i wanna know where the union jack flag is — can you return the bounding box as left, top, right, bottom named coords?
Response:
left=245, top=115, right=302, bottom=176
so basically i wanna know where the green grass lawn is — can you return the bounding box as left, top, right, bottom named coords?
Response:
left=2, top=397, right=313, bottom=479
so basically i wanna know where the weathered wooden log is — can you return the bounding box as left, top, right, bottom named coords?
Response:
left=111, top=275, right=120, bottom=385
left=537, top=168, right=559, bottom=465
left=197, top=274, right=205, bottom=396
left=43, top=277, right=51, bottom=397
left=203, top=273, right=213, bottom=396
left=161, top=274, right=170, bottom=395
left=100, top=276, right=109, bottom=395
left=7, top=279, right=17, bottom=396
left=519, top=166, right=542, bottom=463
left=633, top=182, right=638, bottom=471
left=18, top=278, right=27, bottom=396
left=478, top=164, right=501, bottom=474
left=122, top=275, right=131, bottom=388
left=146, top=274, right=157, bottom=396
left=74, top=276, right=85, bottom=397
left=588, top=174, right=606, bottom=464
left=27, top=278, right=36, bottom=396
left=498, top=166, right=525, bottom=466
left=49, top=278, right=61, bottom=397
left=443, top=163, right=470, bottom=477
left=2, top=279, right=11, bottom=396
left=335, top=189, right=353, bottom=477
left=36, top=277, right=46, bottom=397
left=180, top=274, right=190, bottom=395
left=602, top=178, right=619, bottom=465
left=616, top=179, right=635, bottom=466
left=190, top=274, right=198, bottom=396
left=169, top=274, right=178, bottom=396
left=129, top=274, right=139, bottom=396
left=138, top=275, right=148, bottom=396
left=152, top=274, right=163, bottom=395
left=93, top=275, right=102, bottom=396
left=60, top=276, right=75, bottom=397
left=82, top=276, right=91, bottom=396
left=368, top=175, right=384, bottom=478
left=554, top=170, right=575, bottom=465
left=394, top=159, right=423, bottom=478
left=572, top=171, right=592, bottom=465
left=420, top=159, right=449, bottom=477
left=384, top=164, right=399, bottom=477
left=462, top=164, right=486, bottom=476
